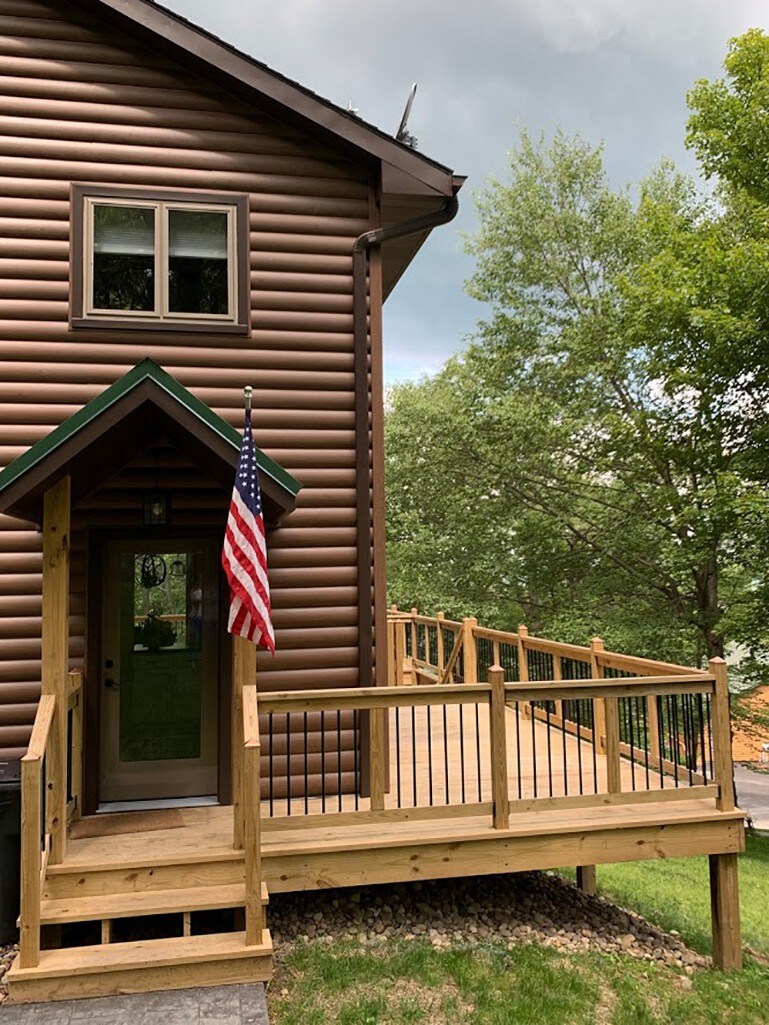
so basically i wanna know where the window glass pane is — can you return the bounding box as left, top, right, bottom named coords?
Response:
left=92, top=204, right=155, bottom=312
left=168, top=209, right=229, bottom=315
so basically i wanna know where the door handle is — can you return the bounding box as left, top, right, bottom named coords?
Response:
left=104, top=677, right=119, bottom=690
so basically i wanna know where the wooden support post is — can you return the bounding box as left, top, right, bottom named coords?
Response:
left=369, top=706, right=386, bottom=810
left=394, top=615, right=406, bottom=686
left=590, top=637, right=607, bottom=754
left=436, top=612, right=445, bottom=675
left=710, top=658, right=735, bottom=812
left=709, top=853, right=742, bottom=970
left=553, top=654, right=564, bottom=720
left=243, top=734, right=264, bottom=946
left=410, top=608, right=418, bottom=665
left=462, top=617, right=478, bottom=684
left=576, top=865, right=597, bottom=896
left=424, top=619, right=431, bottom=667
left=233, top=635, right=256, bottom=850
left=41, top=476, right=70, bottom=866
left=386, top=615, right=395, bottom=687
left=488, top=665, right=509, bottom=829
left=19, top=756, right=41, bottom=968
left=517, top=625, right=529, bottom=718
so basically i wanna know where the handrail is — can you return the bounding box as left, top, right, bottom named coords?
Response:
left=259, top=682, right=493, bottom=714
left=25, top=694, right=55, bottom=760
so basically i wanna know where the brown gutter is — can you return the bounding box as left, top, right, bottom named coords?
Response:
left=353, top=194, right=460, bottom=690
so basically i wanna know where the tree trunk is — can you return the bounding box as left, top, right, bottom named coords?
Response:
left=694, top=553, right=724, bottom=660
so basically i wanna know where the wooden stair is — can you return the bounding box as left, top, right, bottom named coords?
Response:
left=9, top=838, right=274, bottom=1004
left=6, top=929, right=273, bottom=1003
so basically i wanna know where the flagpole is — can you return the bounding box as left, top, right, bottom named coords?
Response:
left=244, top=385, right=252, bottom=415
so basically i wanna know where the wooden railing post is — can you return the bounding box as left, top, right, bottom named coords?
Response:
left=19, top=755, right=42, bottom=968
left=242, top=682, right=264, bottom=946
left=395, top=616, right=406, bottom=686
left=369, top=706, right=387, bottom=810
left=41, top=476, right=70, bottom=865
left=517, top=625, right=529, bottom=717
left=436, top=611, right=445, bottom=674
left=462, top=617, right=478, bottom=683
left=590, top=637, right=607, bottom=754
left=386, top=614, right=396, bottom=687
left=233, top=635, right=256, bottom=850
left=488, top=665, right=509, bottom=829
left=410, top=608, right=418, bottom=664
left=710, top=658, right=735, bottom=812
left=552, top=654, right=564, bottom=720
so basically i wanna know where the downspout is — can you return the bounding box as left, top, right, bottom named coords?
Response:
left=352, top=193, right=460, bottom=691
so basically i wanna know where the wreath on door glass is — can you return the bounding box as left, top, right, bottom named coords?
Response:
left=140, top=553, right=167, bottom=589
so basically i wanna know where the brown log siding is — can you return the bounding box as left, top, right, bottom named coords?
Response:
left=0, top=0, right=379, bottom=758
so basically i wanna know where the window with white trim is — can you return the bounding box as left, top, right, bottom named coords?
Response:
left=72, top=187, right=249, bottom=333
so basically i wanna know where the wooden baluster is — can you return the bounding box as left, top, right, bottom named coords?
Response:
left=41, top=477, right=70, bottom=865
left=19, top=755, right=42, bottom=968
left=369, top=706, right=386, bottom=810
left=462, top=617, right=479, bottom=684
left=517, top=625, right=530, bottom=718
left=488, top=665, right=510, bottom=829
left=590, top=637, right=607, bottom=755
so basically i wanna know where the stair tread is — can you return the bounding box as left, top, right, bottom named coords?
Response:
left=8, top=929, right=272, bottom=979
left=40, top=882, right=269, bottom=923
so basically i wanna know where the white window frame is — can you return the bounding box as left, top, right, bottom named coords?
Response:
left=83, top=197, right=239, bottom=325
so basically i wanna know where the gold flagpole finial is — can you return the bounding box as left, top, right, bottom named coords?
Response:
left=244, top=385, right=253, bottom=413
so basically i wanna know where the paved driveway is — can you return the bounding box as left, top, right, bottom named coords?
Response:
left=0, top=983, right=269, bottom=1024
left=734, top=764, right=769, bottom=830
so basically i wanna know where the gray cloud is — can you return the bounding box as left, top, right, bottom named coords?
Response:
left=166, top=0, right=767, bottom=382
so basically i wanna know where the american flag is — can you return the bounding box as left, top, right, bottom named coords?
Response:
left=221, top=407, right=275, bottom=652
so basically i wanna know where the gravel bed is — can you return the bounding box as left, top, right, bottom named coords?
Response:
left=1, top=943, right=17, bottom=1005
left=269, top=872, right=707, bottom=973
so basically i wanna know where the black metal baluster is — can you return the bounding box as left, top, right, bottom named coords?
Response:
left=575, top=701, right=583, bottom=794
left=287, top=712, right=292, bottom=816
left=411, top=705, right=418, bottom=807
left=337, top=711, right=343, bottom=812
left=515, top=701, right=522, bottom=800
left=546, top=701, right=553, bottom=797
left=530, top=701, right=538, bottom=799
left=697, top=694, right=707, bottom=782
left=269, top=712, right=274, bottom=816
left=705, top=694, right=714, bottom=771
left=669, top=696, right=680, bottom=787
left=354, top=709, right=359, bottom=811
left=459, top=703, right=466, bottom=804
left=641, top=698, right=650, bottom=789
left=475, top=702, right=482, bottom=802
left=627, top=698, right=636, bottom=791
left=427, top=704, right=434, bottom=805
left=590, top=702, right=598, bottom=795
left=304, top=711, right=309, bottom=814
left=562, top=701, right=569, bottom=797
left=656, top=697, right=666, bottom=789
left=321, top=709, right=326, bottom=812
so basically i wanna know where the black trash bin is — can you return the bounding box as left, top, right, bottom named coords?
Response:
left=0, top=760, right=21, bottom=946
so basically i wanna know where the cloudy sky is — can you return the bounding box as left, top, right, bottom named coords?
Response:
left=166, top=0, right=766, bottom=384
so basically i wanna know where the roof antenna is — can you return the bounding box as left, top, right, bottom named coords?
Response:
left=395, top=83, right=418, bottom=149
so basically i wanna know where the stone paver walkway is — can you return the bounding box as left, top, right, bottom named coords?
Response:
left=0, top=983, right=269, bottom=1024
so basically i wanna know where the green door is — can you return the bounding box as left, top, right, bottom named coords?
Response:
left=99, top=539, right=220, bottom=805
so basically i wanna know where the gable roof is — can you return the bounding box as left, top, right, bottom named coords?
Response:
left=81, top=0, right=463, bottom=199
left=0, top=359, right=301, bottom=525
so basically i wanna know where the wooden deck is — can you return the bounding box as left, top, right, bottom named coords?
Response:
left=8, top=610, right=746, bottom=1002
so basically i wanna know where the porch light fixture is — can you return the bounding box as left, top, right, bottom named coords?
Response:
left=142, top=490, right=168, bottom=526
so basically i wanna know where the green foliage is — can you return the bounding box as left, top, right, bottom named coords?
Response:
left=386, top=114, right=769, bottom=673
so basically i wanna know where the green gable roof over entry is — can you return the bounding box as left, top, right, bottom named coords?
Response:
left=0, top=359, right=301, bottom=525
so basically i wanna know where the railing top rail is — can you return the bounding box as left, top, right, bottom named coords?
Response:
left=472, top=626, right=521, bottom=644
left=24, top=692, right=55, bottom=762
left=504, top=674, right=716, bottom=701
left=598, top=650, right=708, bottom=677
left=520, top=635, right=592, bottom=659
left=259, top=683, right=493, bottom=713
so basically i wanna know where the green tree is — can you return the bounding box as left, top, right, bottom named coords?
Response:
left=386, top=128, right=769, bottom=670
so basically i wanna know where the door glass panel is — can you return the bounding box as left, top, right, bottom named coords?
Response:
left=167, top=208, right=229, bottom=315
left=119, top=552, right=206, bottom=762
left=92, top=204, right=156, bottom=311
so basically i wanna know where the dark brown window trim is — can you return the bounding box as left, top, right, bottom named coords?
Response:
left=70, top=183, right=251, bottom=335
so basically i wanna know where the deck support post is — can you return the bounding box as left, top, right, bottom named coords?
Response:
left=462, top=617, right=479, bottom=684
left=41, top=476, right=70, bottom=867
left=233, top=636, right=256, bottom=850
left=386, top=614, right=396, bottom=687
left=244, top=736, right=264, bottom=945
left=589, top=637, right=607, bottom=754
left=517, top=625, right=529, bottom=717
left=369, top=707, right=386, bottom=810
left=710, top=658, right=735, bottom=812
left=19, top=755, right=42, bottom=968
left=576, top=864, right=597, bottom=896
left=709, top=853, right=741, bottom=970
left=488, top=665, right=509, bottom=829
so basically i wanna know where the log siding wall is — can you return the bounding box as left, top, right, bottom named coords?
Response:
left=0, top=0, right=380, bottom=759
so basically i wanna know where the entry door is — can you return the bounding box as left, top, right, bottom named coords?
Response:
left=99, top=539, right=220, bottom=804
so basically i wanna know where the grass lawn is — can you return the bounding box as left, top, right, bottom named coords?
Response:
left=269, top=833, right=769, bottom=1024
